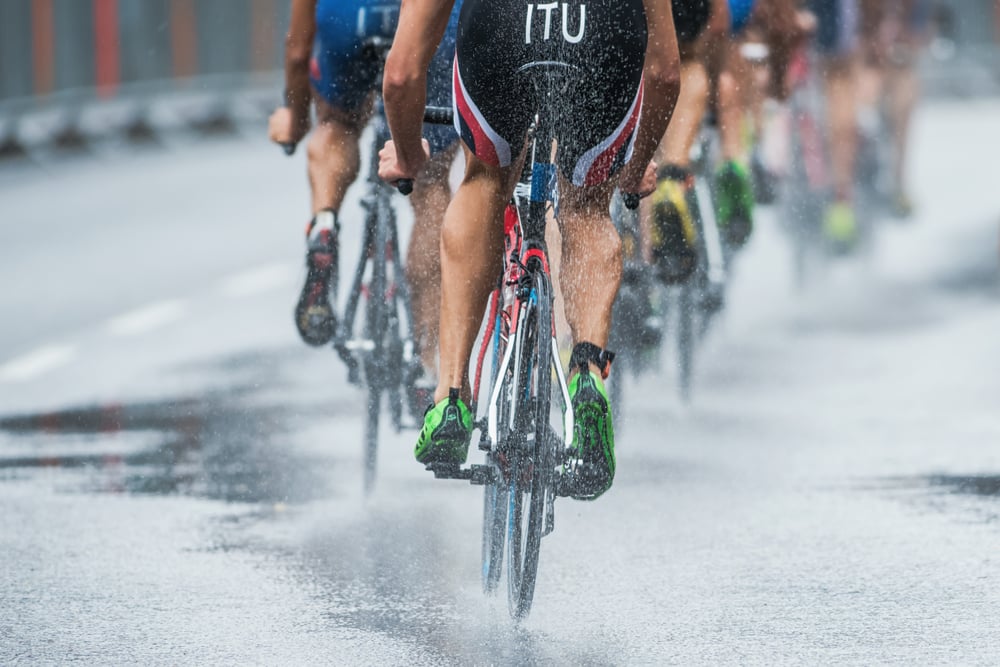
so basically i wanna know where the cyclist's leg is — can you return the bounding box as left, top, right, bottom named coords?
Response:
left=645, top=3, right=714, bottom=280
left=407, top=144, right=458, bottom=378
left=295, top=0, right=384, bottom=345
left=884, top=1, right=928, bottom=215
left=306, top=99, right=369, bottom=215
left=813, top=0, right=861, bottom=243
left=646, top=56, right=707, bottom=279
left=435, top=150, right=518, bottom=404
left=715, top=35, right=757, bottom=245
left=557, top=180, right=622, bottom=358
left=414, top=149, right=519, bottom=465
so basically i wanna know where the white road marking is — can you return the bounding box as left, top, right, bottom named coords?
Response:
left=107, top=299, right=187, bottom=337
left=0, top=344, right=77, bottom=382
left=216, top=263, right=296, bottom=298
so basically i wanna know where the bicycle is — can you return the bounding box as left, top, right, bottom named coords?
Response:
left=283, top=37, right=425, bottom=495
left=671, top=120, right=730, bottom=402
left=779, top=45, right=831, bottom=289
left=608, top=190, right=665, bottom=426
left=411, top=96, right=604, bottom=620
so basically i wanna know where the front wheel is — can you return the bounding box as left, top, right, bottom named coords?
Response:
left=481, top=457, right=507, bottom=594
left=677, top=284, right=695, bottom=403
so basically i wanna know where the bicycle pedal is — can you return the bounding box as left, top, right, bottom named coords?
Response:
left=424, top=463, right=472, bottom=480
left=478, top=431, right=492, bottom=452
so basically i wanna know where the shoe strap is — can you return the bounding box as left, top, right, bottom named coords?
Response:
left=570, top=342, right=615, bottom=380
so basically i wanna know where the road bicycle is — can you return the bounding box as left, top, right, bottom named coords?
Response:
left=672, top=121, right=730, bottom=402
left=779, top=45, right=831, bottom=289
left=608, top=190, right=665, bottom=425
left=412, top=93, right=604, bottom=620
left=608, top=119, right=731, bottom=406
left=283, top=37, right=424, bottom=494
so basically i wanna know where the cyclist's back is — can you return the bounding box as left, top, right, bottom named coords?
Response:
left=454, top=0, right=647, bottom=186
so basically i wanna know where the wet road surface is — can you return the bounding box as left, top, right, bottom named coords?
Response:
left=1, top=101, right=999, bottom=664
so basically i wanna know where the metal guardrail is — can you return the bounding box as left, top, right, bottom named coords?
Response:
left=0, top=0, right=290, bottom=155
left=0, top=0, right=997, bottom=157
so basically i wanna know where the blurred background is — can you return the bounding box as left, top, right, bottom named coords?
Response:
left=0, top=0, right=998, bottom=152
left=1, top=1, right=999, bottom=663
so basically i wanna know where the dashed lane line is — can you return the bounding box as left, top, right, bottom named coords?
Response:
left=1, top=264, right=291, bottom=384
left=106, top=299, right=188, bottom=337
left=216, top=263, right=296, bottom=298
left=0, top=344, right=77, bottom=382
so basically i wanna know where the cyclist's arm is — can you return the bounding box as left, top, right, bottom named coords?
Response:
left=283, top=0, right=318, bottom=132
left=383, top=0, right=456, bottom=177
left=620, top=0, right=682, bottom=194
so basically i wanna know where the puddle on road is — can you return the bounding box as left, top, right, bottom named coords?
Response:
left=924, top=474, right=1000, bottom=498
left=874, top=473, right=1000, bottom=525
left=0, top=392, right=332, bottom=504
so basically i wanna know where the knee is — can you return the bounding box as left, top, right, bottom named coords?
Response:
left=439, top=211, right=466, bottom=260
left=717, top=70, right=738, bottom=106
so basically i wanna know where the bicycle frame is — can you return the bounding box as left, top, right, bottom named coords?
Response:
left=335, top=38, right=421, bottom=493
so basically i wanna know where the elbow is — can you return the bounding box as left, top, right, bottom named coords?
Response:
left=647, top=60, right=681, bottom=100
left=284, top=34, right=312, bottom=70
left=382, top=54, right=421, bottom=104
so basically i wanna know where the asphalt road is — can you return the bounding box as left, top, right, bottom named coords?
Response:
left=1, top=100, right=999, bottom=665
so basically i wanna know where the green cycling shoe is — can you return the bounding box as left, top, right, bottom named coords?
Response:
left=415, top=388, right=473, bottom=465
left=714, top=160, right=755, bottom=248
left=565, top=344, right=616, bottom=501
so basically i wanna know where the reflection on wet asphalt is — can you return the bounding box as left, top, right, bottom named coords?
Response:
left=928, top=475, right=1000, bottom=498
left=0, top=388, right=330, bottom=503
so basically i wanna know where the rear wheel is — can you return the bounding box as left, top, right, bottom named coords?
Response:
left=362, top=201, right=390, bottom=495
left=506, top=269, right=553, bottom=620
left=677, top=283, right=695, bottom=403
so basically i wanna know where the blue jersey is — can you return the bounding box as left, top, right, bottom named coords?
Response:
left=729, top=0, right=756, bottom=35
left=310, top=0, right=461, bottom=152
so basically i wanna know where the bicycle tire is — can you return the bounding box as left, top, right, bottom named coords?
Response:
left=506, top=267, right=552, bottom=620
left=362, top=198, right=391, bottom=495
left=482, top=295, right=508, bottom=595
left=677, top=283, right=695, bottom=403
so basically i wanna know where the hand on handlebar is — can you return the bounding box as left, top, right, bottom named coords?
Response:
left=378, top=138, right=431, bottom=194
left=268, top=106, right=310, bottom=155
left=619, top=160, right=658, bottom=208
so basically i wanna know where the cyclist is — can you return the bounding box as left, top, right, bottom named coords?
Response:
left=268, top=0, right=461, bottom=394
left=379, top=0, right=682, bottom=499
left=807, top=0, right=864, bottom=249
left=857, top=0, right=929, bottom=218
left=647, top=0, right=727, bottom=283
left=715, top=0, right=803, bottom=213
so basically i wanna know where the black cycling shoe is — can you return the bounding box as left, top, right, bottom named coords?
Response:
left=294, top=210, right=339, bottom=346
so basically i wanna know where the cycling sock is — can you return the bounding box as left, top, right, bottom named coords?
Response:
left=569, top=342, right=615, bottom=380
